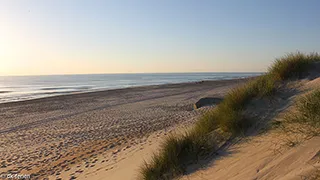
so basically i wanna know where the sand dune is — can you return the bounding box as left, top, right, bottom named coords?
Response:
left=181, top=77, right=320, bottom=180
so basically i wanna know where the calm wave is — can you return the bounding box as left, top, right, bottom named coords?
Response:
left=0, top=73, right=261, bottom=103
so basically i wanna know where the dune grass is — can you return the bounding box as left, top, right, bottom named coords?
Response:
left=281, top=88, right=320, bottom=137
left=140, top=132, right=216, bottom=180
left=269, top=52, right=319, bottom=80
left=140, top=52, right=320, bottom=180
left=291, top=89, right=320, bottom=127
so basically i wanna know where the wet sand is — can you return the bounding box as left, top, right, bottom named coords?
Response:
left=0, top=79, right=248, bottom=179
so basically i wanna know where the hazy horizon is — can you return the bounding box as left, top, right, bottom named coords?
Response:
left=0, top=71, right=264, bottom=77
left=1, top=0, right=320, bottom=76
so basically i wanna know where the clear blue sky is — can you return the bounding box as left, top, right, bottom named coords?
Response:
left=0, top=0, right=319, bottom=75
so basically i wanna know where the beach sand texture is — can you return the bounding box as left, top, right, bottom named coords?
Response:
left=0, top=79, right=247, bottom=179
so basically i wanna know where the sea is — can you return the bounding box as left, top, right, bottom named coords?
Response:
left=0, top=73, right=261, bottom=103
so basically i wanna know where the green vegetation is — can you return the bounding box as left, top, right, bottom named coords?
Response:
left=140, top=133, right=215, bottom=180
left=140, top=52, right=320, bottom=180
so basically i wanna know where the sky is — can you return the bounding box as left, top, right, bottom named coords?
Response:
left=0, top=0, right=320, bottom=76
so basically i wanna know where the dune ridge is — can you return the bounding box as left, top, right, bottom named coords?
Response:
left=140, top=52, right=320, bottom=180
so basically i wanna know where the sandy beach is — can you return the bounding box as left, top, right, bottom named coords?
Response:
left=0, top=79, right=248, bottom=179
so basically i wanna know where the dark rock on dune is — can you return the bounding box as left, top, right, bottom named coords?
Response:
left=0, top=91, right=11, bottom=94
left=308, top=62, right=320, bottom=80
left=193, top=97, right=223, bottom=109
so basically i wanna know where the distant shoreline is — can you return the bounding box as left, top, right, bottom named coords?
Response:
left=0, top=77, right=255, bottom=106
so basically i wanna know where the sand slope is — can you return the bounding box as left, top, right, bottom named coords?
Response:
left=182, top=135, right=319, bottom=180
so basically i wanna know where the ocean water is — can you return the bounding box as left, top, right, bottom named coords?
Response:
left=0, top=73, right=261, bottom=103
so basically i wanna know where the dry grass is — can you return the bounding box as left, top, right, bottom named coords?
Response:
left=269, top=52, right=320, bottom=80
left=278, top=88, right=320, bottom=139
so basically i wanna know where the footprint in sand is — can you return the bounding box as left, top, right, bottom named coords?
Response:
left=75, top=169, right=83, bottom=174
left=105, top=166, right=114, bottom=171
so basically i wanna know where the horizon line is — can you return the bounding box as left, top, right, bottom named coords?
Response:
left=0, top=71, right=265, bottom=77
